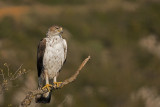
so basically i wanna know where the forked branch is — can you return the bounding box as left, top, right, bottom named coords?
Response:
left=21, top=56, right=91, bottom=107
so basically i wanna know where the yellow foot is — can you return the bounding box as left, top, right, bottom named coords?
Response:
left=54, top=82, right=63, bottom=88
left=42, top=84, right=52, bottom=92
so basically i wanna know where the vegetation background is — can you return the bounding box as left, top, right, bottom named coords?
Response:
left=0, top=0, right=160, bottom=107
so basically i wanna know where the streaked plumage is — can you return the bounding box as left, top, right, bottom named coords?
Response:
left=36, top=26, right=67, bottom=103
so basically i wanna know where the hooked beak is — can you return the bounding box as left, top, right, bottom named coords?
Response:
left=59, top=27, right=63, bottom=34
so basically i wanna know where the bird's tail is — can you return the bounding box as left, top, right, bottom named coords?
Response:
left=35, top=91, right=51, bottom=103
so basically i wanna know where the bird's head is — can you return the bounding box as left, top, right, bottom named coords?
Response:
left=47, top=25, right=63, bottom=37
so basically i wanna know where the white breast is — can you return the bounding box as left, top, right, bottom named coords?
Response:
left=43, top=36, right=65, bottom=78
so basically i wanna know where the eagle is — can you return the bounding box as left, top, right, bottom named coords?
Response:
left=36, top=26, right=67, bottom=103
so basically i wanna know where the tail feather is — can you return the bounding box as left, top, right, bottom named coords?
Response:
left=36, top=77, right=52, bottom=103
left=36, top=92, right=51, bottom=103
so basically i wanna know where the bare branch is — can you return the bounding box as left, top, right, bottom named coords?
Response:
left=10, top=64, right=25, bottom=80
left=21, top=56, right=91, bottom=107
left=4, top=63, right=10, bottom=77
left=62, top=55, right=91, bottom=86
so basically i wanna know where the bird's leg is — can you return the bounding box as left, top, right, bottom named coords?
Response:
left=42, top=72, right=52, bottom=91
left=53, top=76, right=62, bottom=88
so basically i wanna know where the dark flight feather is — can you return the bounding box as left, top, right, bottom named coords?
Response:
left=37, top=38, right=46, bottom=77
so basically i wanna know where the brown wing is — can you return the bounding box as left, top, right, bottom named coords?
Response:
left=37, top=38, right=46, bottom=77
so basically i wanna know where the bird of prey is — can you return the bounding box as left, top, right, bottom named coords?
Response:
left=36, top=26, right=67, bottom=103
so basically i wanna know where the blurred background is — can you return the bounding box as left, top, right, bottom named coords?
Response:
left=0, top=0, right=160, bottom=107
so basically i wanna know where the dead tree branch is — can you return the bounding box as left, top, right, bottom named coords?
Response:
left=21, top=56, right=91, bottom=107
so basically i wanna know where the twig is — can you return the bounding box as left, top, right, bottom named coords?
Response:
left=21, top=56, right=90, bottom=107
left=4, top=63, right=10, bottom=77
left=0, top=64, right=28, bottom=94
left=10, top=64, right=24, bottom=80
left=0, top=69, right=5, bottom=80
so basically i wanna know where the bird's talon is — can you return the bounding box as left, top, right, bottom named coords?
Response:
left=53, top=82, right=63, bottom=88
left=42, top=84, right=52, bottom=92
